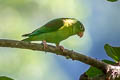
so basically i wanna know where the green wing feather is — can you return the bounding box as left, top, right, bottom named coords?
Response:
left=22, top=18, right=64, bottom=37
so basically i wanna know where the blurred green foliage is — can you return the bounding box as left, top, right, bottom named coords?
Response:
left=0, top=76, right=13, bottom=80
left=107, top=0, right=118, bottom=2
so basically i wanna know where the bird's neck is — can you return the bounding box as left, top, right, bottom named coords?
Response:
left=71, top=25, right=80, bottom=35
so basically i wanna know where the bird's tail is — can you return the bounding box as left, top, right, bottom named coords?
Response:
left=22, top=33, right=31, bottom=37
left=21, top=38, right=31, bottom=42
left=21, top=33, right=31, bottom=41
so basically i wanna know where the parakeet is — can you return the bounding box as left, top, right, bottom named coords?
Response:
left=22, top=18, right=85, bottom=50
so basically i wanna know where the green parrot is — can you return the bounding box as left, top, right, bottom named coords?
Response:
left=22, top=18, right=85, bottom=50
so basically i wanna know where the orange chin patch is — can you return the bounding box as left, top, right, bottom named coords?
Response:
left=77, top=32, right=84, bottom=38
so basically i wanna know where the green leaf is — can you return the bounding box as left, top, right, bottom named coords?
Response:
left=0, top=76, right=14, bottom=80
left=86, top=66, right=104, bottom=78
left=102, top=59, right=115, bottom=65
left=107, top=0, right=118, bottom=2
left=86, top=60, right=115, bottom=78
left=104, top=44, right=120, bottom=62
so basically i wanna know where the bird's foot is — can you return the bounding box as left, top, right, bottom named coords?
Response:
left=59, top=46, right=64, bottom=52
left=42, top=40, right=47, bottom=50
left=56, top=45, right=64, bottom=52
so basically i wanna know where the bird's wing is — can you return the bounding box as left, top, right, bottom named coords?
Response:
left=22, top=18, right=64, bottom=37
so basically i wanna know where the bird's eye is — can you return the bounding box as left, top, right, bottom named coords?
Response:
left=80, top=26, right=83, bottom=30
left=80, top=24, right=84, bottom=31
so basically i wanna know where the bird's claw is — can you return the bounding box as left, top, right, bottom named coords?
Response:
left=42, top=40, right=47, bottom=50
left=56, top=45, right=64, bottom=52
left=59, top=46, right=64, bottom=52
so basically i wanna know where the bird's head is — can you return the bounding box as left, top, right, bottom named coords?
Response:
left=62, top=18, right=85, bottom=38
left=76, top=21, right=85, bottom=38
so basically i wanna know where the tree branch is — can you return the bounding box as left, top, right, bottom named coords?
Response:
left=0, top=39, right=108, bottom=71
left=0, top=39, right=120, bottom=79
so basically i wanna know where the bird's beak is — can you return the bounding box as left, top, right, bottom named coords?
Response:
left=77, top=32, right=84, bottom=38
